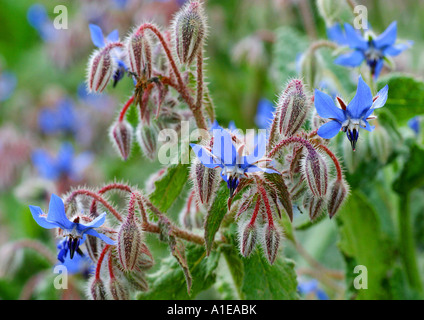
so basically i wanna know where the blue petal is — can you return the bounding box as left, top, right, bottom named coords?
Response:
left=316, top=289, right=330, bottom=300
left=81, top=213, right=106, bottom=229
left=29, top=205, right=60, bottom=229
left=374, top=21, right=397, bottom=49
left=84, top=228, right=116, bottom=245
left=344, top=23, right=368, bottom=50
left=255, top=98, right=274, bottom=129
left=244, top=131, right=267, bottom=166
left=298, top=279, right=318, bottom=294
left=106, top=29, right=119, bottom=43
left=228, top=121, right=237, bottom=132
left=47, top=194, right=74, bottom=230
left=334, top=50, right=364, bottom=67
left=244, top=165, right=279, bottom=174
left=384, top=41, right=413, bottom=56
left=89, top=24, right=105, bottom=48
left=408, top=116, right=420, bottom=135
left=57, top=143, right=74, bottom=175
left=209, top=120, right=223, bottom=131
left=362, top=119, right=375, bottom=132
left=373, top=59, right=384, bottom=79
left=327, top=23, right=348, bottom=45
left=317, top=120, right=342, bottom=139
left=212, top=129, right=236, bottom=166
left=372, top=85, right=388, bottom=110
left=347, top=76, right=373, bottom=119
left=314, top=90, right=345, bottom=122
left=190, top=144, right=220, bottom=168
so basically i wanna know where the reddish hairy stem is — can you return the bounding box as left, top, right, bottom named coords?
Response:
left=135, top=23, right=208, bottom=130
left=248, top=194, right=262, bottom=227
left=95, top=245, right=111, bottom=280
left=11, top=239, right=56, bottom=264
left=257, top=183, right=274, bottom=227
left=90, top=183, right=133, bottom=216
left=108, top=249, right=115, bottom=279
left=118, top=96, right=135, bottom=122
left=268, top=136, right=316, bottom=158
left=65, top=189, right=123, bottom=222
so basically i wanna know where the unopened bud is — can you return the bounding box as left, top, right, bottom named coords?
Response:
left=87, top=48, right=115, bottom=93
left=173, top=0, right=207, bottom=65
left=136, top=123, right=158, bottom=160
left=298, top=50, right=323, bottom=89
left=109, top=120, right=133, bottom=160
left=191, top=158, right=218, bottom=206
left=137, top=243, right=154, bottom=270
left=277, top=79, right=310, bottom=137
left=369, top=125, right=391, bottom=165
left=89, top=277, right=108, bottom=300
left=310, top=108, right=328, bottom=132
left=108, top=277, right=129, bottom=300
left=117, top=213, right=143, bottom=272
left=308, top=196, right=325, bottom=221
left=327, top=179, right=348, bottom=218
left=126, top=271, right=149, bottom=292
left=262, top=224, right=281, bottom=264
left=239, top=223, right=257, bottom=258
left=126, top=30, right=152, bottom=79
left=302, top=149, right=328, bottom=197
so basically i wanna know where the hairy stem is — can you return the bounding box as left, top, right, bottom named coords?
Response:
left=118, top=96, right=135, bottom=122
left=399, top=192, right=423, bottom=293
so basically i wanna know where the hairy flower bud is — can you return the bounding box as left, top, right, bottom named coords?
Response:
left=308, top=196, right=325, bottom=221
left=239, top=223, right=257, bottom=258
left=327, top=179, right=348, bottom=218
left=173, top=0, right=207, bottom=65
left=126, top=30, right=152, bottom=79
left=262, top=224, right=281, bottom=264
left=137, top=243, right=154, bottom=270
left=109, top=120, right=133, bottom=160
left=277, top=79, right=310, bottom=137
left=136, top=123, right=158, bottom=160
left=108, top=277, right=129, bottom=300
left=89, top=277, right=108, bottom=300
left=126, top=271, right=149, bottom=292
left=117, top=213, right=143, bottom=272
left=191, top=158, right=218, bottom=206
left=302, top=149, right=328, bottom=197
left=369, top=125, right=392, bottom=165
left=298, top=50, right=323, bottom=89
left=87, top=48, right=115, bottom=93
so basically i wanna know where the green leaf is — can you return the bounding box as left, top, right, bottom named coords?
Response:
left=241, top=252, right=299, bottom=300
left=137, top=244, right=220, bottom=300
left=376, top=73, right=424, bottom=125
left=204, top=182, right=229, bottom=255
left=337, top=190, right=397, bottom=299
left=149, top=164, right=189, bottom=212
left=393, top=143, right=424, bottom=194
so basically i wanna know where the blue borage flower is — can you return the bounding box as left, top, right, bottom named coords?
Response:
left=190, top=125, right=279, bottom=196
left=298, top=279, right=329, bottom=300
left=315, top=75, right=388, bottom=150
left=32, top=143, right=93, bottom=181
left=408, top=116, right=421, bottom=136
left=38, top=98, right=78, bottom=135
left=27, top=4, right=58, bottom=42
left=327, top=22, right=413, bottom=78
left=89, top=24, right=128, bottom=87
left=29, top=194, right=115, bottom=262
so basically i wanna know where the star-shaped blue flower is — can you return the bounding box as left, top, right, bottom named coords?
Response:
left=327, top=22, right=413, bottom=78
left=32, top=143, right=93, bottom=181
left=190, top=127, right=278, bottom=196
left=89, top=24, right=127, bottom=87
left=29, top=194, right=115, bottom=261
left=315, top=75, right=388, bottom=150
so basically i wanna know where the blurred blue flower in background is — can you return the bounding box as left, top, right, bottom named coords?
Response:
left=255, top=98, right=275, bottom=130
left=328, top=22, right=413, bottom=78
left=38, top=98, right=79, bottom=136
left=56, top=248, right=94, bottom=277
left=408, top=116, right=421, bottom=136
left=0, top=71, right=17, bottom=102
left=298, top=279, right=329, bottom=300
left=315, top=75, right=388, bottom=150
left=27, top=4, right=58, bottom=42
left=32, top=143, right=93, bottom=181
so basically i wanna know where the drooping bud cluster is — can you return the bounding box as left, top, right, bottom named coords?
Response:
left=109, top=120, right=133, bottom=160
left=172, top=0, right=207, bottom=65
